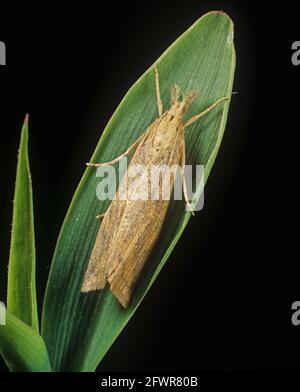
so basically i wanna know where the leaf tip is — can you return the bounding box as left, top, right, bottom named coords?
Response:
left=207, top=10, right=234, bottom=26
left=24, top=113, right=29, bottom=126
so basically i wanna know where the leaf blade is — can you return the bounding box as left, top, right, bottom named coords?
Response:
left=0, top=310, right=51, bottom=372
left=7, top=115, right=38, bottom=332
left=42, top=11, right=236, bottom=371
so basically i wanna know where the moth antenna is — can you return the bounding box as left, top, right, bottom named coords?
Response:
left=171, top=84, right=180, bottom=104
left=182, top=90, right=199, bottom=113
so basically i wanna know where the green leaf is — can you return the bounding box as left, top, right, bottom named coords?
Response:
left=7, top=115, right=38, bottom=332
left=0, top=310, right=51, bottom=372
left=42, top=11, right=236, bottom=371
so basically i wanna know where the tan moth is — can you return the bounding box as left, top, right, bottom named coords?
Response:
left=81, top=66, right=229, bottom=308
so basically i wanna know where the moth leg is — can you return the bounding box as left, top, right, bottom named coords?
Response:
left=185, top=97, right=230, bottom=127
left=96, top=213, right=105, bottom=219
left=181, top=139, right=195, bottom=215
left=154, top=65, right=163, bottom=116
left=86, top=129, right=148, bottom=168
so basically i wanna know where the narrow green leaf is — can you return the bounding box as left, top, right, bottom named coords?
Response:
left=7, top=115, right=38, bottom=332
left=0, top=310, right=51, bottom=372
left=42, top=11, right=235, bottom=371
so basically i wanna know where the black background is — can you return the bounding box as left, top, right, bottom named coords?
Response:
left=0, top=0, right=300, bottom=374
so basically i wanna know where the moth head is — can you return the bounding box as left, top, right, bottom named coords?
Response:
left=170, top=85, right=199, bottom=116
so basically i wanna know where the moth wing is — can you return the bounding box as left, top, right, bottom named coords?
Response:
left=81, top=199, right=127, bottom=292
left=108, top=200, right=168, bottom=308
left=81, top=127, right=154, bottom=293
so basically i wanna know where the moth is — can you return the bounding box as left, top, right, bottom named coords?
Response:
left=81, top=65, right=229, bottom=308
